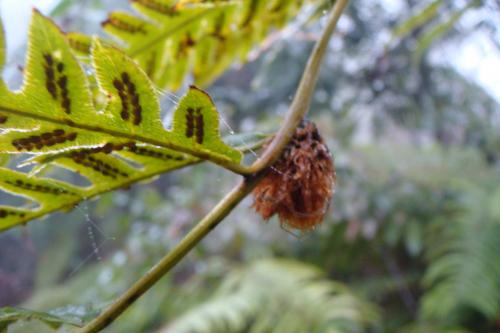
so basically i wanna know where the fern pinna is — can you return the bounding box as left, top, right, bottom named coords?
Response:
left=0, top=10, right=251, bottom=231
left=0, top=0, right=311, bottom=232
left=93, top=0, right=306, bottom=89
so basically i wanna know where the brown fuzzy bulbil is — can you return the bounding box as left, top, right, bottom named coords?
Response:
left=252, top=120, right=336, bottom=231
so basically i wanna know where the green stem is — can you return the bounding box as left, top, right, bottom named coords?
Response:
left=80, top=1, right=349, bottom=331
left=246, top=0, right=350, bottom=174
left=79, top=176, right=261, bottom=333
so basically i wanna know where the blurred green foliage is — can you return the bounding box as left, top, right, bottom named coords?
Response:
left=1, top=0, right=499, bottom=332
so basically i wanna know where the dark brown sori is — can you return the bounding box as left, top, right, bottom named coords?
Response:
left=113, top=72, right=142, bottom=125
left=128, top=145, right=185, bottom=161
left=67, top=142, right=135, bottom=157
left=178, top=34, right=196, bottom=57
left=102, top=16, right=147, bottom=34
left=0, top=209, right=26, bottom=219
left=185, top=107, right=204, bottom=144
left=71, top=151, right=129, bottom=179
left=252, top=120, right=336, bottom=231
left=6, top=179, right=76, bottom=196
left=43, top=53, right=71, bottom=114
left=68, top=37, right=91, bottom=54
left=131, top=0, right=178, bottom=16
left=66, top=142, right=184, bottom=165
left=11, top=129, right=77, bottom=151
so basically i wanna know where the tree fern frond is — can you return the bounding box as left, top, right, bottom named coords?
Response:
left=162, top=294, right=255, bottom=333
left=0, top=11, right=251, bottom=231
left=400, top=322, right=470, bottom=333
left=98, top=0, right=311, bottom=89
left=160, top=259, right=379, bottom=333
left=421, top=183, right=500, bottom=322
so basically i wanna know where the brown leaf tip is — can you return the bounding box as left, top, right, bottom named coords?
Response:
left=252, top=120, right=336, bottom=231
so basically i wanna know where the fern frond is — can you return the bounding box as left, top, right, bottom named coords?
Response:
left=0, top=307, right=81, bottom=331
left=400, top=322, right=470, bottom=333
left=160, top=259, right=379, bottom=333
left=421, top=183, right=500, bottom=322
left=98, top=0, right=310, bottom=89
left=0, top=11, right=250, bottom=231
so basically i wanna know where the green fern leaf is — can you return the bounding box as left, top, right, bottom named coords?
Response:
left=97, top=0, right=308, bottom=89
left=421, top=183, right=500, bottom=322
left=67, top=32, right=93, bottom=56
left=1, top=10, right=241, bottom=160
left=0, top=10, right=250, bottom=231
left=160, top=259, right=379, bottom=333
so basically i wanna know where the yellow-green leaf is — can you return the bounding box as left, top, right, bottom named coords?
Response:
left=67, top=32, right=93, bottom=56
left=0, top=10, right=248, bottom=231
left=22, top=9, right=94, bottom=120
left=0, top=167, right=84, bottom=230
left=91, top=40, right=165, bottom=137
left=172, top=86, right=241, bottom=162
left=99, top=0, right=310, bottom=89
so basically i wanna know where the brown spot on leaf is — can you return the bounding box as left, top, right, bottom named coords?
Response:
left=67, top=132, right=77, bottom=141
left=195, top=111, right=204, bottom=144
left=185, top=107, right=204, bottom=144
left=61, top=98, right=71, bottom=114
left=113, top=79, right=124, bottom=91
left=6, top=179, right=76, bottom=196
left=186, top=107, right=194, bottom=138
left=0, top=209, right=26, bottom=219
left=121, top=72, right=130, bottom=84
left=102, top=16, right=147, bottom=34
left=113, top=73, right=142, bottom=125
left=43, top=53, right=71, bottom=113
left=43, top=53, right=53, bottom=66
left=53, top=129, right=65, bottom=136
left=68, top=38, right=91, bottom=54
left=46, top=81, right=57, bottom=99
left=127, top=145, right=185, bottom=161
left=131, top=0, right=178, bottom=16
left=71, top=151, right=128, bottom=179
left=11, top=130, right=78, bottom=151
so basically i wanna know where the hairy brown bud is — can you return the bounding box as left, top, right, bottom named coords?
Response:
left=252, top=120, right=336, bottom=231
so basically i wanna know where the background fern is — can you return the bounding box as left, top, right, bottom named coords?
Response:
left=421, top=183, right=500, bottom=325
left=159, top=259, right=379, bottom=333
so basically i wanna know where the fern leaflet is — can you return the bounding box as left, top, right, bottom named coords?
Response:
left=0, top=11, right=249, bottom=231
left=92, top=0, right=310, bottom=89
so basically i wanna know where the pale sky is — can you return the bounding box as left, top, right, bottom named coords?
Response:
left=0, top=0, right=499, bottom=102
left=0, top=0, right=56, bottom=52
